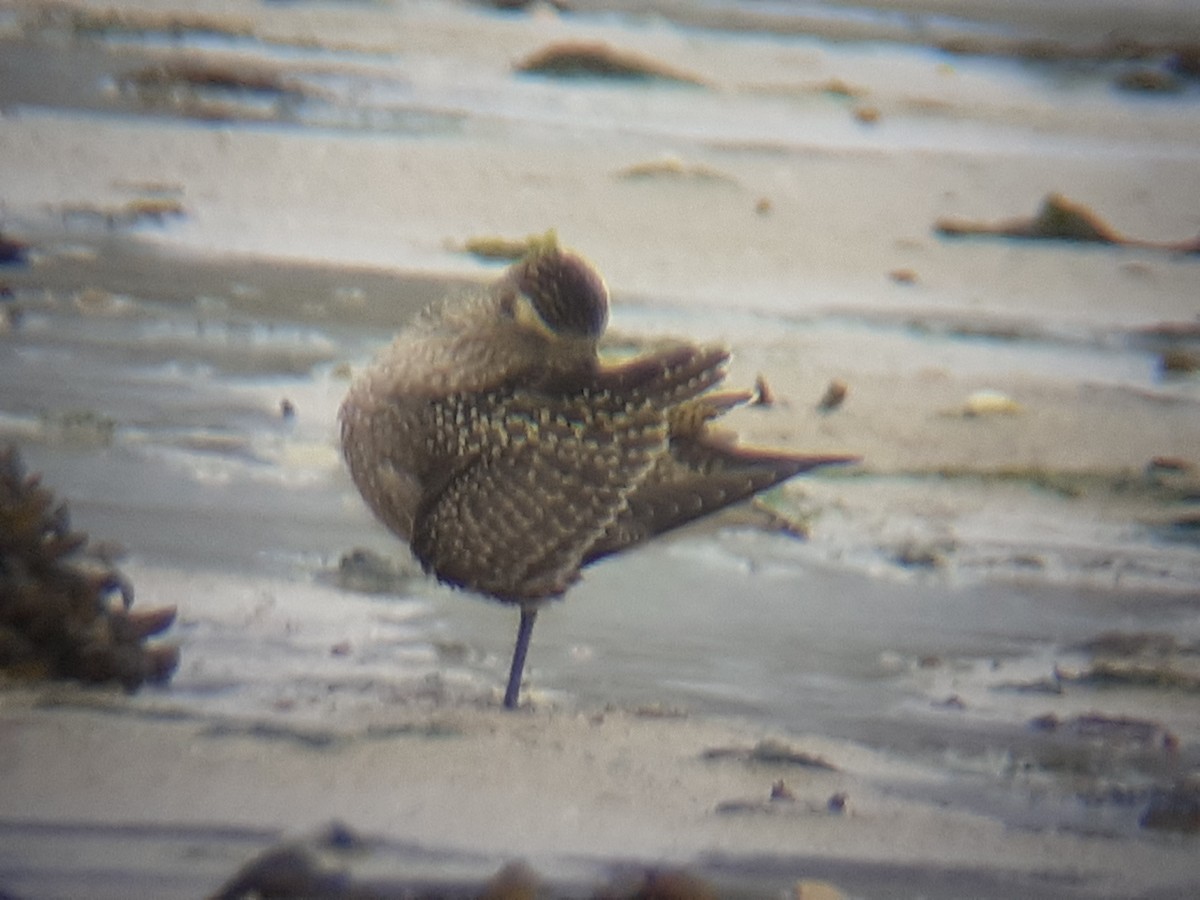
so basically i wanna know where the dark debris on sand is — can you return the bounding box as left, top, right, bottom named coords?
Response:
left=701, top=738, right=839, bottom=772
left=0, top=446, right=178, bottom=690
left=1140, top=780, right=1200, bottom=833
left=936, top=193, right=1200, bottom=254
left=0, top=231, right=30, bottom=266
left=213, top=825, right=729, bottom=900
left=515, top=41, right=708, bottom=86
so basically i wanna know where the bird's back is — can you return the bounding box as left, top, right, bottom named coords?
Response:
left=407, top=341, right=734, bottom=601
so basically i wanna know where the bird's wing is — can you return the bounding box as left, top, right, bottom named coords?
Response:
left=583, top=392, right=858, bottom=565
left=410, top=344, right=729, bottom=602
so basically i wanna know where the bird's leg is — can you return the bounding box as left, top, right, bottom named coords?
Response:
left=503, top=605, right=538, bottom=710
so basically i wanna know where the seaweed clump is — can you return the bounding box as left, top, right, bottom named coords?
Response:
left=515, top=41, right=707, bottom=86
left=458, top=228, right=559, bottom=262
left=0, top=446, right=178, bottom=690
left=214, top=824, right=724, bottom=899
left=936, top=193, right=1200, bottom=253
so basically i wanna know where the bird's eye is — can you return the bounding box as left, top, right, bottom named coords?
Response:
left=518, top=252, right=608, bottom=339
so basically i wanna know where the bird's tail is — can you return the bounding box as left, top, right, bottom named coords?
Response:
left=582, top=372, right=858, bottom=564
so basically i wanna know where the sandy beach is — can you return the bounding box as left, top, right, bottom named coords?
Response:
left=1, top=0, right=1199, bottom=896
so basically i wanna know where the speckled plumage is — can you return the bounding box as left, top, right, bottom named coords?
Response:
left=340, top=238, right=853, bottom=707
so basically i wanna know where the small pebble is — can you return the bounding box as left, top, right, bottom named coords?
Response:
left=817, top=379, right=847, bottom=412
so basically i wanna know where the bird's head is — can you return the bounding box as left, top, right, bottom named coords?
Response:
left=495, top=232, right=609, bottom=344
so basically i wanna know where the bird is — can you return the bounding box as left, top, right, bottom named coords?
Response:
left=339, top=234, right=856, bottom=708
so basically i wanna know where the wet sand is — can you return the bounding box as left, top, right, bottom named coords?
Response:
left=2, top=0, right=1200, bottom=896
